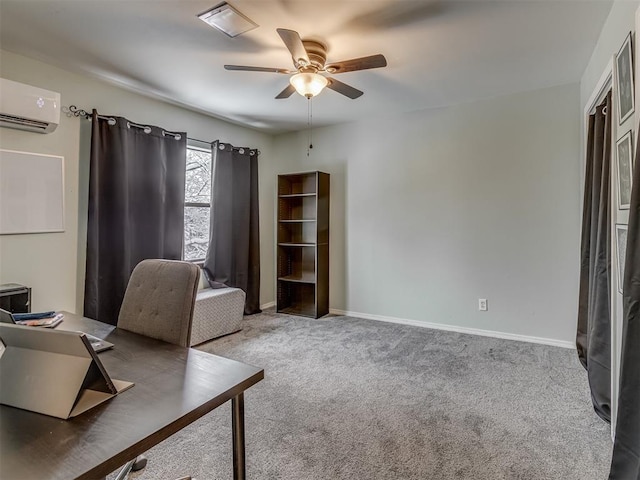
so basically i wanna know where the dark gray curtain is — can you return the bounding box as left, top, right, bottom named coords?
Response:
left=84, top=112, right=187, bottom=324
left=609, top=122, right=640, bottom=480
left=576, top=93, right=612, bottom=423
left=203, top=141, right=261, bottom=315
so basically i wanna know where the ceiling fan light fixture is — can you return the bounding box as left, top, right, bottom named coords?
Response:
left=290, top=73, right=328, bottom=98
left=197, top=2, right=258, bottom=38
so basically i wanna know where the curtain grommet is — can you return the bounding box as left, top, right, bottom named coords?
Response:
left=127, top=121, right=152, bottom=134
left=161, top=130, right=182, bottom=141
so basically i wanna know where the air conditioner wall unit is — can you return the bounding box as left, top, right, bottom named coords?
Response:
left=0, top=78, right=60, bottom=134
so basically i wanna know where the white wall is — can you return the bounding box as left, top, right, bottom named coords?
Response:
left=0, top=50, right=277, bottom=313
left=272, top=83, right=582, bottom=344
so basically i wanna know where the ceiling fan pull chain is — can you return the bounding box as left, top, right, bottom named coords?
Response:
left=307, top=97, right=314, bottom=156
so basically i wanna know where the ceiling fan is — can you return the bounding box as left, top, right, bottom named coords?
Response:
left=224, top=28, right=387, bottom=100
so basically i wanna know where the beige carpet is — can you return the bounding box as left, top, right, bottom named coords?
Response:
left=122, top=310, right=611, bottom=479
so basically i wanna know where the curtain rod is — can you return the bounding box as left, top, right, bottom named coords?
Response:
left=188, top=137, right=214, bottom=145
left=63, top=105, right=259, bottom=154
left=63, top=105, right=209, bottom=143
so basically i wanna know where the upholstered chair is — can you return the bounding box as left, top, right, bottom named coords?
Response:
left=115, top=258, right=200, bottom=479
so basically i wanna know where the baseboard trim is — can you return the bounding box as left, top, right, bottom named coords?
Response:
left=260, top=301, right=276, bottom=310
left=329, top=308, right=575, bottom=349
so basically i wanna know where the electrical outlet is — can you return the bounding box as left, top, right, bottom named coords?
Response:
left=478, top=298, right=488, bottom=311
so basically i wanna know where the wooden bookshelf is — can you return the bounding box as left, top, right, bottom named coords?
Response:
left=276, top=171, right=329, bottom=318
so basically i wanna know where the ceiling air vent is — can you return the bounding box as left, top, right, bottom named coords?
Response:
left=197, top=2, right=258, bottom=38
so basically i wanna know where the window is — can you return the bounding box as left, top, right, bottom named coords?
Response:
left=184, top=146, right=212, bottom=262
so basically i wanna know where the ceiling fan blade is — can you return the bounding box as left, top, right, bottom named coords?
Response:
left=276, top=28, right=310, bottom=67
left=225, top=65, right=292, bottom=74
left=275, top=84, right=296, bottom=99
left=325, top=54, right=387, bottom=74
left=326, top=78, right=363, bottom=99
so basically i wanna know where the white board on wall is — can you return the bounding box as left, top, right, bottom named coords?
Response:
left=0, top=149, right=65, bottom=234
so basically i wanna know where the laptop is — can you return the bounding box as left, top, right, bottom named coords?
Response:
left=0, top=323, right=132, bottom=418
left=0, top=308, right=114, bottom=353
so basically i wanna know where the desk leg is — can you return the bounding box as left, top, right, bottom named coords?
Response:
left=232, top=393, right=245, bottom=480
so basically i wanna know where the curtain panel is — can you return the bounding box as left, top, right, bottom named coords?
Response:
left=84, top=111, right=187, bottom=324
left=576, top=93, right=612, bottom=423
left=609, top=121, right=640, bottom=480
left=203, top=141, right=261, bottom=315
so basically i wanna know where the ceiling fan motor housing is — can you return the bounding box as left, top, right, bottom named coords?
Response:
left=301, top=40, right=327, bottom=71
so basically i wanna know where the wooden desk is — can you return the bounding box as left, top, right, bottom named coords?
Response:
left=0, top=312, right=264, bottom=480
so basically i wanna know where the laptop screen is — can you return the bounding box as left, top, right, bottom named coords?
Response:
left=0, top=322, right=127, bottom=418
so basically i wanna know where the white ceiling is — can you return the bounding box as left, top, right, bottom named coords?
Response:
left=0, top=0, right=612, bottom=133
